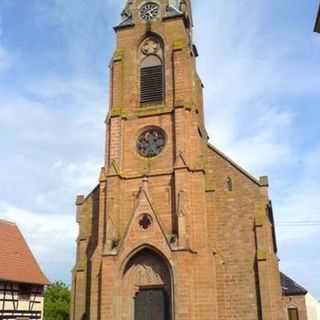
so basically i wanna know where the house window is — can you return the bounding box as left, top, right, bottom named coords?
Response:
left=19, top=283, right=32, bottom=300
left=288, top=307, right=299, bottom=320
left=140, top=55, right=164, bottom=104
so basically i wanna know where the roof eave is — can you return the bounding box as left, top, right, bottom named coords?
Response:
left=283, top=291, right=308, bottom=297
left=0, top=277, right=49, bottom=286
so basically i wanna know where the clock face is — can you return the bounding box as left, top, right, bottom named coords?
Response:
left=137, top=128, right=166, bottom=158
left=140, top=2, right=160, bottom=21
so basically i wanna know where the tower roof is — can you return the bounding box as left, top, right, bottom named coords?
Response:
left=0, top=219, right=49, bottom=285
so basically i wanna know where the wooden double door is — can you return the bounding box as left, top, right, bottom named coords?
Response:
left=134, top=289, right=170, bottom=320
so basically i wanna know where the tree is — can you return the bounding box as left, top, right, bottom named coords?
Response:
left=44, top=281, right=70, bottom=320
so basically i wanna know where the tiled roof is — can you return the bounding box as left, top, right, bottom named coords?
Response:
left=0, top=219, right=49, bottom=285
left=281, top=272, right=307, bottom=296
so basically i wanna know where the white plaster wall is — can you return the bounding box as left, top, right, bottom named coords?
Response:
left=0, top=282, right=45, bottom=320
left=306, top=293, right=320, bottom=320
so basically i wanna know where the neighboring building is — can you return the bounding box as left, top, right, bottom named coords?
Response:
left=71, top=1, right=287, bottom=319
left=306, top=293, right=320, bottom=320
left=315, top=5, right=320, bottom=33
left=281, top=272, right=308, bottom=320
left=0, top=220, right=49, bottom=320
left=281, top=272, right=320, bottom=320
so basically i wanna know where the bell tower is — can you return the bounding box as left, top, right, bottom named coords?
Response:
left=105, top=0, right=207, bottom=251
left=71, top=2, right=287, bottom=320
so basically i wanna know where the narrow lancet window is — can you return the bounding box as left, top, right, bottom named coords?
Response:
left=226, top=177, right=233, bottom=192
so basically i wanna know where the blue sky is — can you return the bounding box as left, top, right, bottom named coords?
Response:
left=0, top=0, right=319, bottom=298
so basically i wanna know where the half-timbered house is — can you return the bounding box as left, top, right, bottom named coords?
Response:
left=0, top=220, right=49, bottom=320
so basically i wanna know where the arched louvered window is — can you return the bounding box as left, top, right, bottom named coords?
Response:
left=140, top=37, right=164, bottom=104
left=140, top=55, right=164, bottom=104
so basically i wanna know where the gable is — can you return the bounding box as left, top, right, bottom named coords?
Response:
left=0, top=220, right=49, bottom=285
left=116, top=178, right=171, bottom=256
left=207, top=143, right=261, bottom=186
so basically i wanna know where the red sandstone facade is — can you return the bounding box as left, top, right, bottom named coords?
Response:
left=71, top=1, right=287, bottom=319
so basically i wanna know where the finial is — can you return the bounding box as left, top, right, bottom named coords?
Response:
left=259, top=176, right=269, bottom=187
left=142, top=176, right=149, bottom=189
left=137, top=177, right=150, bottom=200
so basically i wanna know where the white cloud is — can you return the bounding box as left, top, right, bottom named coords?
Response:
left=53, top=159, right=102, bottom=190
left=210, top=106, right=294, bottom=174
left=0, top=76, right=105, bottom=215
left=192, top=6, right=296, bottom=177
left=193, top=0, right=319, bottom=177
left=0, top=80, right=102, bottom=280
left=0, top=202, right=77, bottom=283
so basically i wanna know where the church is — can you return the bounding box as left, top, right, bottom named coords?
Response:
left=70, top=1, right=287, bottom=319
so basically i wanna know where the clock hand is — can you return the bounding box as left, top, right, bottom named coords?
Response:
left=146, top=7, right=158, bottom=16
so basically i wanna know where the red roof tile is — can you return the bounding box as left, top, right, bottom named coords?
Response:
left=0, top=219, right=49, bottom=285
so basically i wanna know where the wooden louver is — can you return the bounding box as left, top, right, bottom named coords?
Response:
left=140, top=65, right=164, bottom=103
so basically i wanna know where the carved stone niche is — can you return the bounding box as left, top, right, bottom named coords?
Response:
left=120, top=248, right=172, bottom=319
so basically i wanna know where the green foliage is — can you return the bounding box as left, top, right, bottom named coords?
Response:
left=44, top=281, right=70, bottom=320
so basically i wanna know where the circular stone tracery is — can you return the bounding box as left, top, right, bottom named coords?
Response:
left=137, top=127, right=166, bottom=158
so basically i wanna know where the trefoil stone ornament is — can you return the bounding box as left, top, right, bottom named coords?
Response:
left=141, top=38, right=161, bottom=56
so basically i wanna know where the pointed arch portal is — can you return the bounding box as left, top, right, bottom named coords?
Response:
left=121, top=248, right=172, bottom=320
